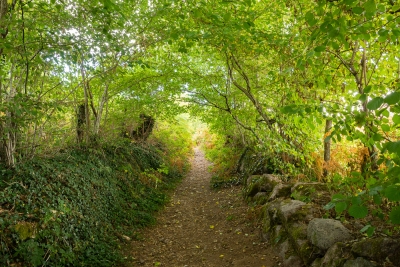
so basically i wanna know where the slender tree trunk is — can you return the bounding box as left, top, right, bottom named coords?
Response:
left=1, top=59, right=17, bottom=167
left=0, top=0, right=17, bottom=167
left=76, top=104, right=86, bottom=144
left=323, top=119, right=332, bottom=177
left=93, top=83, right=108, bottom=135
left=80, top=62, right=91, bottom=143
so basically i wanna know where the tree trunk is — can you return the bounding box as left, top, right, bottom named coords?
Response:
left=80, top=62, right=91, bottom=143
left=323, top=119, right=332, bottom=177
left=131, top=114, right=155, bottom=141
left=93, top=83, right=108, bottom=135
left=76, top=104, right=86, bottom=144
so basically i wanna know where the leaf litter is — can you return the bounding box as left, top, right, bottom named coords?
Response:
left=123, top=147, right=279, bottom=267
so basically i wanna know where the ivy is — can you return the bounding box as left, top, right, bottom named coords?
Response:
left=0, top=141, right=184, bottom=266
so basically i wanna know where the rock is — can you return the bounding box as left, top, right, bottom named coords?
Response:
left=263, top=199, right=282, bottom=231
left=277, top=240, right=291, bottom=260
left=271, top=225, right=285, bottom=243
left=269, top=183, right=293, bottom=201
left=307, top=218, right=352, bottom=250
left=253, top=192, right=269, bottom=205
left=122, top=235, right=131, bottom=241
left=287, top=222, right=308, bottom=241
left=343, top=257, right=376, bottom=267
left=283, top=255, right=304, bottom=267
left=351, top=237, right=400, bottom=266
left=245, top=174, right=280, bottom=198
left=310, top=258, right=322, bottom=267
left=287, top=223, right=320, bottom=266
left=264, top=223, right=286, bottom=244
left=14, top=221, right=37, bottom=240
left=320, top=242, right=351, bottom=267
left=280, top=200, right=306, bottom=222
left=291, top=182, right=331, bottom=205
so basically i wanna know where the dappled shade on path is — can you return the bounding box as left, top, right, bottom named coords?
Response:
left=127, top=147, right=278, bottom=267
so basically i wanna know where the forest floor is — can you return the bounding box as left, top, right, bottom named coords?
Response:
left=124, top=147, right=279, bottom=267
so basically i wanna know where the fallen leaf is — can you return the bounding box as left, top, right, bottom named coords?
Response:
left=210, top=225, right=214, bottom=229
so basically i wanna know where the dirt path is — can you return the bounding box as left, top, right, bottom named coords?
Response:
left=127, top=147, right=278, bottom=267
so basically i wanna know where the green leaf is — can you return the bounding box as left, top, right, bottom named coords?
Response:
left=385, top=141, right=400, bottom=155
left=366, top=226, right=375, bottom=236
left=381, top=124, right=390, bottom=132
left=330, top=42, right=340, bottom=50
left=344, top=0, right=357, bottom=5
left=390, top=206, right=400, bottom=224
left=351, top=196, right=362, bottom=205
left=359, top=94, right=367, bottom=102
left=363, top=0, right=376, bottom=14
left=392, top=29, right=400, bottom=37
left=332, top=193, right=346, bottom=201
left=223, top=13, right=231, bottom=22
left=314, top=46, right=326, bottom=52
left=305, top=12, right=317, bottom=26
left=367, top=97, right=384, bottom=110
left=364, top=85, right=372, bottom=94
left=281, top=105, right=297, bottom=114
left=391, top=4, right=400, bottom=13
left=178, top=47, right=188, bottom=53
left=384, top=92, right=400, bottom=105
left=373, top=194, right=382, bottom=205
left=352, top=7, right=364, bottom=14
left=372, top=133, right=383, bottom=141
left=360, top=224, right=375, bottom=236
left=348, top=204, right=368, bottom=219
left=378, top=29, right=389, bottom=37
left=384, top=185, right=400, bottom=201
left=324, top=202, right=335, bottom=210
left=335, top=201, right=347, bottom=214
left=393, top=114, right=400, bottom=125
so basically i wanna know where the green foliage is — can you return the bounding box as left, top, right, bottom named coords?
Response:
left=150, top=115, right=194, bottom=174
left=201, top=132, right=242, bottom=188
left=0, top=140, right=183, bottom=266
left=2, top=0, right=400, bottom=249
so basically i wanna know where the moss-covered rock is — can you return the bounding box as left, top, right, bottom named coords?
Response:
left=291, top=182, right=331, bottom=205
left=253, top=192, right=269, bottom=205
left=320, top=242, right=352, bottom=267
left=311, top=258, right=322, bottom=267
left=269, top=225, right=287, bottom=244
left=307, top=218, right=352, bottom=251
left=269, top=183, right=293, bottom=201
left=14, top=221, right=37, bottom=241
left=245, top=174, right=280, bottom=199
left=287, top=222, right=321, bottom=266
left=351, top=237, right=400, bottom=266
left=278, top=199, right=310, bottom=224
left=343, top=257, right=376, bottom=267
left=283, top=255, right=304, bottom=267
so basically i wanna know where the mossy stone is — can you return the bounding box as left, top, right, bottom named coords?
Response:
left=14, top=222, right=37, bottom=241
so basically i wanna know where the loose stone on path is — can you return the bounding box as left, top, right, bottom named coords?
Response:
left=126, top=147, right=278, bottom=267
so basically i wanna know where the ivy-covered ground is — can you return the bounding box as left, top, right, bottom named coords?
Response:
left=0, top=140, right=186, bottom=267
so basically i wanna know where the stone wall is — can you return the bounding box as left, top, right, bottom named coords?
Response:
left=244, top=174, right=400, bottom=267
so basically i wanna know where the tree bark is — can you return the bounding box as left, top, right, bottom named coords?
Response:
left=93, top=83, right=109, bottom=135
left=76, top=104, right=86, bottom=144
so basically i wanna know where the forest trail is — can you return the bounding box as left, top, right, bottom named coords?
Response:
left=126, top=147, right=278, bottom=267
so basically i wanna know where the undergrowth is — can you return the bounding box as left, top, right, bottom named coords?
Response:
left=0, top=139, right=185, bottom=267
